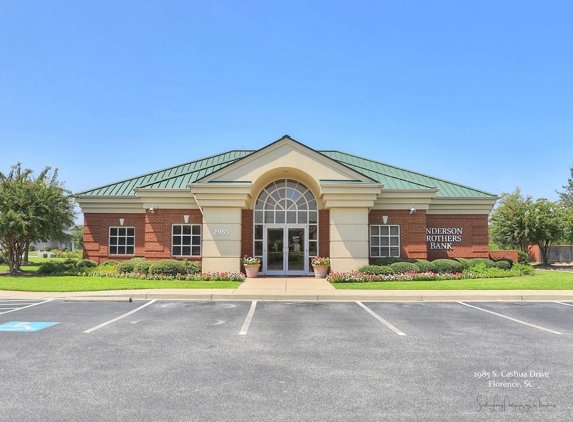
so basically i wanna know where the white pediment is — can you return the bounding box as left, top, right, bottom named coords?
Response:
left=199, top=136, right=375, bottom=184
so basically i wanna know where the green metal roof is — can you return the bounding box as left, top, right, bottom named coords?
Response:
left=320, top=151, right=496, bottom=197
left=78, top=151, right=253, bottom=196
left=78, top=148, right=495, bottom=198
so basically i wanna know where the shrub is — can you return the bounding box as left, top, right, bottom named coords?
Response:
left=44, top=246, right=52, bottom=252
left=411, top=260, right=436, bottom=272
left=470, top=258, right=496, bottom=268
left=37, top=261, right=77, bottom=274
left=183, top=260, right=201, bottom=274
left=101, top=260, right=119, bottom=267
left=390, top=262, right=420, bottom=274
left=432, top=259, right=463, bottom=273
left=133, top=260, right=153, bottom=274
left=117, top=258, right=143, bottom=273
left=76, top=259, right=98, bottom=268
left=373, top=257, right=403, bottom=266
left=28, top=244, right=35, bottom=251
left=0, top=255, right=4, bottom=264
left=511, top=263, right=535, bottom=276
left=357, top=265, right=394, bottom=275
left=518, top=251, right=530, bottom=265
left=453, top=258, right=471, bottom=270
left=149, top=259, right=187, bottom=276
left=494, top=260, right=512, bottom=270
left=63, top=258, right=78, bottom=265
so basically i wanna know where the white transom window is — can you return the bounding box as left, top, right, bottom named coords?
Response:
left=370, top=225, right=400, bottom=257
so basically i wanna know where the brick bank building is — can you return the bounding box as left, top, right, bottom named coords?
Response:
left=77, top=136, right=499, bottom=275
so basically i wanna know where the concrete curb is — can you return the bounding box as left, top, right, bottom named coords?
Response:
left=3, top=291, right=573, bottom=302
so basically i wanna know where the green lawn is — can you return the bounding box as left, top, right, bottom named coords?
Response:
left=0, top=265, right=241, bottom=291
left=332, top=270, right=573, bottom=290
left=0, top=275, right=241, bottom=291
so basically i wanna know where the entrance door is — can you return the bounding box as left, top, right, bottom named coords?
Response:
left=263, top=226, right=307, bottom=275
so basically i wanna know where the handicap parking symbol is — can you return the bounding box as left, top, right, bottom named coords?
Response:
left=0, top=322, right=59, bottom=332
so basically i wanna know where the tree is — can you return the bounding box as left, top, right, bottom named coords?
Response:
left=490, top=188, right=533, bottom=252
left=0, top=163, right=75, bottom=274
left=556, top=163, right=573, bottom=209
left=528, top=199, right=565, bottom=265
left=556, top=163, right=573, bottom=243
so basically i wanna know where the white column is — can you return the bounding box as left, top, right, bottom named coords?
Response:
left=201, top=207, right=242, bottom=273
left=329, top=208, right=370, bottom=272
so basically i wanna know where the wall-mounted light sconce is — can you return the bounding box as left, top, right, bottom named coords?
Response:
left=183, top=215, right=189, bottom=224
left=382, top=216, right=388, bottom=224
left=119, top=218, right=124, bottom=226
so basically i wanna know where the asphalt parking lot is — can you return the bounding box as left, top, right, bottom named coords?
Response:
left=1, top=299, right=572, bottom=421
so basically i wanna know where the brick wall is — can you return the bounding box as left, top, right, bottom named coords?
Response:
left=241, top=210, right=254, bottom=258
left=369, top=210, right=428, bottom=261
left=319, top=210, right=330, bottom=257
left=426, top=214, right=489, bottom=259
left=489, top=250, right=519, bottom=262
left=83, top=209, right=202, bottom=264
left=368, top=211, right=490, bottom=261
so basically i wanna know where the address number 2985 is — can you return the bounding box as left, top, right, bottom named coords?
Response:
left=213, top=229, right=230, bottom=236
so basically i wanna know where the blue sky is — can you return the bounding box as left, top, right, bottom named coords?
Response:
left=2, top=1, right=572, bottom=211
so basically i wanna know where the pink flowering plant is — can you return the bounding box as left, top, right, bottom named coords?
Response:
left=311, top=256, right=330, bottom=266
left=327, top=271, right=465, bottom=283
left=241, top=255, right=261, bottom=265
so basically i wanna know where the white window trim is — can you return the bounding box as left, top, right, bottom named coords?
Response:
left=370, top=225, right=400, bottom=258
left=171, top=224, right=202, bottom=257
left=108, top=226, right=135, bottom=256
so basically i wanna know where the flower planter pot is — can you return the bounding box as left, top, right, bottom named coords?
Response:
left=312, top=265, right=329, bottom=278
left=244, top=264, right=261, bottom=278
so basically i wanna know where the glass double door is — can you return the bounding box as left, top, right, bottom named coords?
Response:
left=264, top=226, right=307, bottom=275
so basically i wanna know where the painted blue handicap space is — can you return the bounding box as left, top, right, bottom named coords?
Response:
left=0, top=321, right=59, bottom=332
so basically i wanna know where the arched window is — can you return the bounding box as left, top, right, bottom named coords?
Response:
left=253, top=179, right=318, bottom=261
left=254, top=179, right=317, bottom=224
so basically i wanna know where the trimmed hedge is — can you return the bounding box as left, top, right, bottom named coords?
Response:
left=431, top=259, right=463, bottom=273
left=470, top=258, right=496, bottom=268
left=494, top=260, right=512, bottom=270
left=357, top=265, right=394, bottom=275
left=183, top=260, right=201, bottom=275
left=101, top=260, right=119, bottom=267
left=37, top=261, right=77, bottom=274
left=373, top=257, right=403, bottom=266
left=390, top=262, right=420, bottom=274
left=411, top=260, right=436, bottom=272
left=453, top=258, right=471, bottom=270
left=76, top=259, right=98, bottom=268
left=117, top=258, right=144, bottom=274
left=149, top=259, right=187, bottom=276
left=133, top=260, right=153, bottom=274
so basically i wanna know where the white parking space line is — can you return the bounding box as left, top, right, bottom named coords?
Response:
left=457, top=302, right=563, bottom=335
left=555, top=301, right=573, bottom=308
left=239, top=301, right=257, bottom=336
left=84, top=300, right=157, bottom=333
left=0, top=299, right=53, bottom=315
left=356, top=302, right=406, bottom=336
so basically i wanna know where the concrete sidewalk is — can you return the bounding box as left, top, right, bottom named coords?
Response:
left=2, top=276, right=573, bottom=301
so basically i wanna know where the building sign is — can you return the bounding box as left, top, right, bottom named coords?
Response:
left=426, top=228, right=463, bottom=250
